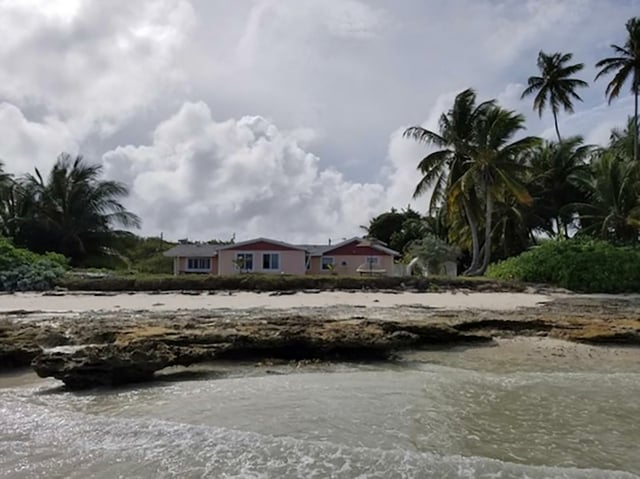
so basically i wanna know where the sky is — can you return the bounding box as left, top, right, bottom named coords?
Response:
left=0, top=0, right=638, bottom=243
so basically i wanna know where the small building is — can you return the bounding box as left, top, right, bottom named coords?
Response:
left=164, top=237, right=401, bottom=276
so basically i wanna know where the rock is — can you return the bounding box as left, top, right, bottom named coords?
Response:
left=0, top=344, right=42, bottom=369
left=0, top=321, right=43, bottom=369
left=35, top=329, right=70, bottom=348
left=31, top=342, right=177, bottom=389
left=388, top=330, right=420, bottom=345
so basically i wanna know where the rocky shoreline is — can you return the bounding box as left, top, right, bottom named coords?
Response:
left=1, top=293, right=639, bottom=389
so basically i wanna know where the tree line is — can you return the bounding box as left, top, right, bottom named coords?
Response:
left=365, top=17, right=640, bottom=275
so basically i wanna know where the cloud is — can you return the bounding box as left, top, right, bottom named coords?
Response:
left=0, top=0, right=195, bottom=137
left=1, top=0, right=640, bottom=242
left=102, top=102, right=389, bottom=242
left=0, top=102, right=77, bottom=174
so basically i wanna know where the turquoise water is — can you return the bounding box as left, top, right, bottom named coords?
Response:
left=1, top=359, right=639, bottom=478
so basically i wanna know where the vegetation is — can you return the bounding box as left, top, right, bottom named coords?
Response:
left=407, top=235, right=460, bottom=275
left=521, top=51, right=588, bottom=141
left=368, top=16, right=640, bottom=288
left=487, top=240, right=640, bottom=293
left=0, top=237, right=67, bottom=291
left=362, top=207, right=437, bottom=254
left=58, top=272, right=523, bottom=293
left=595, top=17, right=640, bottom=162
left=0, top=154, right=139, bottom=265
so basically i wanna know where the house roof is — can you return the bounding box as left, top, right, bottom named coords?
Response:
left=215, top=237, right=307, bottom=252
left=164, top=237, right=400, bottom=258
left=296, top=237, right=401, bottom=257
left=295, top=244, right=329, bottom=256
left=163, top=243, right=220, bottom=257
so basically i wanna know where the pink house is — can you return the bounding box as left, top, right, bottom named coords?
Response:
left=164, top=237, right=401, bottom=276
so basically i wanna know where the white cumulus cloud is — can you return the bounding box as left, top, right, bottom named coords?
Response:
left=103, top=102, right=391, bottom=242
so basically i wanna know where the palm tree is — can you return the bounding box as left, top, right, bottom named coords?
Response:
left=595, top=17, right=640, bottom=163
left=522, top=51, right=588, bottom=142
left=403, top=89, right=494, bottom=273
left=0, top=161, right=16, bottom=237
left=528, top=137, right=593, bottom=238
left=20, top=153, right=140, bottom=262
left=609, top=116, right=636, bottom=159
left=456, top=106, right=540, bottom=274
left=574, top=151, right=640, bottom=243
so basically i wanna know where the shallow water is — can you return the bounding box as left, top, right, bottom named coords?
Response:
left=1, top=356, right=639, bottom=478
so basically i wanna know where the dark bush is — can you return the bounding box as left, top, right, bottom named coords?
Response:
left=487, top=239, right=640, bottom=293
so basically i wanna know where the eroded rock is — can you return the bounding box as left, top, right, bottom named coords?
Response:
left=32, top=342, right=177, bottom=389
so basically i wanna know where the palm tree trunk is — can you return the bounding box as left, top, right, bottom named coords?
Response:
left=553, top=110, right=561, bottom=143
left=461, top=197, right=481, bottom=275
left=477, top=189, right=494, bottom=275
left=634, top=86, right=638, bottom=163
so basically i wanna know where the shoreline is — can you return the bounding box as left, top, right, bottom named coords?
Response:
left=1, top=291, right=639, bottom=389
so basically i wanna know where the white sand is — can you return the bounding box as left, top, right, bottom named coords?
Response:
left=0, top=291, right=552, bottom=313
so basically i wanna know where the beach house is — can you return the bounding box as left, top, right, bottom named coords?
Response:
left=164, top=237, right=401, bottom=276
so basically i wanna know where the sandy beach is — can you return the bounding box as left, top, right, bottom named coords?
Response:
left=0, top=290, right=554, bottom=313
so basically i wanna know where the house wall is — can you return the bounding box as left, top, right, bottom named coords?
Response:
left=218, top=249, right=306, bottom=275
left=307, top=254, right=394, bottom=276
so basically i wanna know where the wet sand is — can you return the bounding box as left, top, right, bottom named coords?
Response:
left=402, top=337, right=640, bottom=373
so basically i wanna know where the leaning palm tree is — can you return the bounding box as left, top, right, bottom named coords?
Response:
left=595, top=17, right=640, bottom=162
left=456, top=106, right=541, bottom=274
left=522, top=51, right=588, bottom=142
left=403, top=89, right=494, bottom=273
left=21, top=153, right=140, bottom=262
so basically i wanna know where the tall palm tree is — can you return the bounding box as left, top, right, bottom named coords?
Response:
left=522, top=51, right=588, bottom=142
left=20, top=153, right=140, bottom=262
left=528, top=137, right=593, bottom=238
left=456, top=106, right=540, bottom=274
left=596, top=17, right=640, bottom=163
left=403, top=89, right=494, bottom=273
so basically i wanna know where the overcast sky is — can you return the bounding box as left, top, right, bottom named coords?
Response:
left=1, top=0, right=638, bottom=242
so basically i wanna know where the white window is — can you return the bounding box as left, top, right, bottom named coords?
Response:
left=321, top=256, right=334, bottom=270
left=262, top=253, right=280, bottom=270
left=365, top=256, right=380, bottom=266
left=235, top=253, right=254, bottom=271
left=186, top=257, right=211, bottom=271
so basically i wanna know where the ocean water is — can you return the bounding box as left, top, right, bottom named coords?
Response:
left=1, top=359, right=639, bottom=478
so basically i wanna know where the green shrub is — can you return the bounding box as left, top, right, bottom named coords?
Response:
left=487, top=239, right=640, bottom=293
left=57, top=273, right=525, bottom=293
left=0, top=237, right=67, bottom=291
